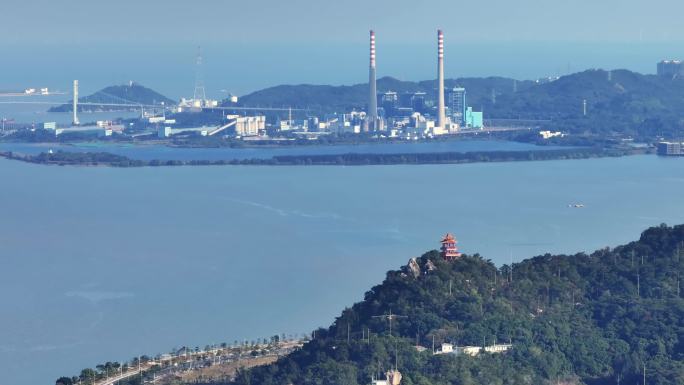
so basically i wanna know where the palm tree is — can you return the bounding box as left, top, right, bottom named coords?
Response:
left=95, top=364, right=105, bottom=380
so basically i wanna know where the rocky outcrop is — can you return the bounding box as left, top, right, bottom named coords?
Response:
left=405, top=258, right=421, bottom=278
left=426, top=259, right=437, bottom=272
left=403, top=257, right=438, bottom=278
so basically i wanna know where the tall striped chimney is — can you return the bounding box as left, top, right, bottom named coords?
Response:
left=437, top=30, right=445, bottom=129
left=368, top=30, right=378, bottom=131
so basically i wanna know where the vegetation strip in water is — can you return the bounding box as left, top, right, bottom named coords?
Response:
left=0, top=146, right=646, bottom=167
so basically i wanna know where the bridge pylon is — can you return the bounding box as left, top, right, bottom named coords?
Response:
left=72, top=80, right=80, bottom=126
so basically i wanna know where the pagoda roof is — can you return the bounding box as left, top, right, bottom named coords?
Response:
left=441, top=233, right=457, bottom=243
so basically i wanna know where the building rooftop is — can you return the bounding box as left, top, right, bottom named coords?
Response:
left=441, top=233, right=457, bottom=243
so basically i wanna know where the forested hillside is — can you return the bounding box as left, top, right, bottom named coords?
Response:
left=228, top=224, right=684, bottom=385
left=235, top=76, right=531, bottom=114
left=236, top=70, right=684, bottom=140
left=486, top=69, right=684, bottom=139
left=49, top=83, right=174, bottom=112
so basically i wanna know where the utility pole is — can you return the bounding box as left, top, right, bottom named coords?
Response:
left=394, top=345, right=399, bottom=371
left=643, top=362, right=646, bottom=385
left=372, top=310, right=407, bottom=337
left=678, top=273, right=680, bottom=297
left=571, top=290, right=575, bottom=307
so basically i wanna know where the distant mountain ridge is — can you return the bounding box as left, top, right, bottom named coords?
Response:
left=236, top=76, right=532, bottom=112
left=236, top=69, right=684, bottom=139
left=49, top=83, right=175, bottom=113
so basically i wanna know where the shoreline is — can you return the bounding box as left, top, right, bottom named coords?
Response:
left=0, top=126, right=535, bottom=149
left=0, top=146, right=649, bottom=167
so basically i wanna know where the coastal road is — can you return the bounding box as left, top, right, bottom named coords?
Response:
left=95, top=366, right=147, bottom=385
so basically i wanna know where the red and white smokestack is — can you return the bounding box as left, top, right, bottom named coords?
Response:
left=438, top=29, right=444, bottom=60
left=370, top=30, right=376, bottom=68
left=437, top=29, right=446, bottom=129
left=368, top=30, right=379, bottom=129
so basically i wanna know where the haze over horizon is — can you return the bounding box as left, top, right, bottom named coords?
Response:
left=5, top=0, right=684, bottom=44
left=3, top=0, right=684, bottom=97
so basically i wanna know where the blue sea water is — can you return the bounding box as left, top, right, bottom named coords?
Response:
left=1, top=154, right=684, bottom=384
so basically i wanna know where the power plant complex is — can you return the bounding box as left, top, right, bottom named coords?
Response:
left=357, top=29, right=483, bottom=139
left=1, top=30, right=485, bottom=141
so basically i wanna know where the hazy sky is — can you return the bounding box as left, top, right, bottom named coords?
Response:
left=2, top=0, right=684, bottom=97
left=3, top=0, right=684, bottom=44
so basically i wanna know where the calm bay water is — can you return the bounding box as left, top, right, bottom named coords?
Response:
left=2, top=154, right=684, bottom=384
left=0, top=94, right=139, bottom=125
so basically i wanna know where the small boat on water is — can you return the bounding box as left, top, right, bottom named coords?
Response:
left=568, top=203, right=585, bottom=208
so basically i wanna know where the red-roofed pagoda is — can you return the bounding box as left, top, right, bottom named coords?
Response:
left=440, top=233, right=462, bottom=260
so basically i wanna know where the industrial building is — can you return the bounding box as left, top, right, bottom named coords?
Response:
left=446, top=87, right=466, bottom=124
left=234, top=116, right=266, bottom=137
left=539, top=130, right=563, bottom=139
left=381, top=91, right=399, bottom=116
left=657, top=60, right=684, bottom=78
left=158, top=115, right=266, bottom=138
left=657, top=141, right=684, bottom=156
left=464, top=107, right=483, bottom=129
left=407, top=92, right=427, bottom=114
left=53, top=121, right=123, bottom=137
left=158, top=126, right=211, bottom=138
left=177, top=98, right=219, bottom=111
left=434, top=342, right=513, bottom=357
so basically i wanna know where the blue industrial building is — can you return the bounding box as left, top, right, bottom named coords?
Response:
left=464, top=107, right=483, bottom=129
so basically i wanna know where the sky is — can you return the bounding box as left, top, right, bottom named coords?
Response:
left=4, top=0, right=684, bottom=44
left=2, top=0, right=684, bottom=97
